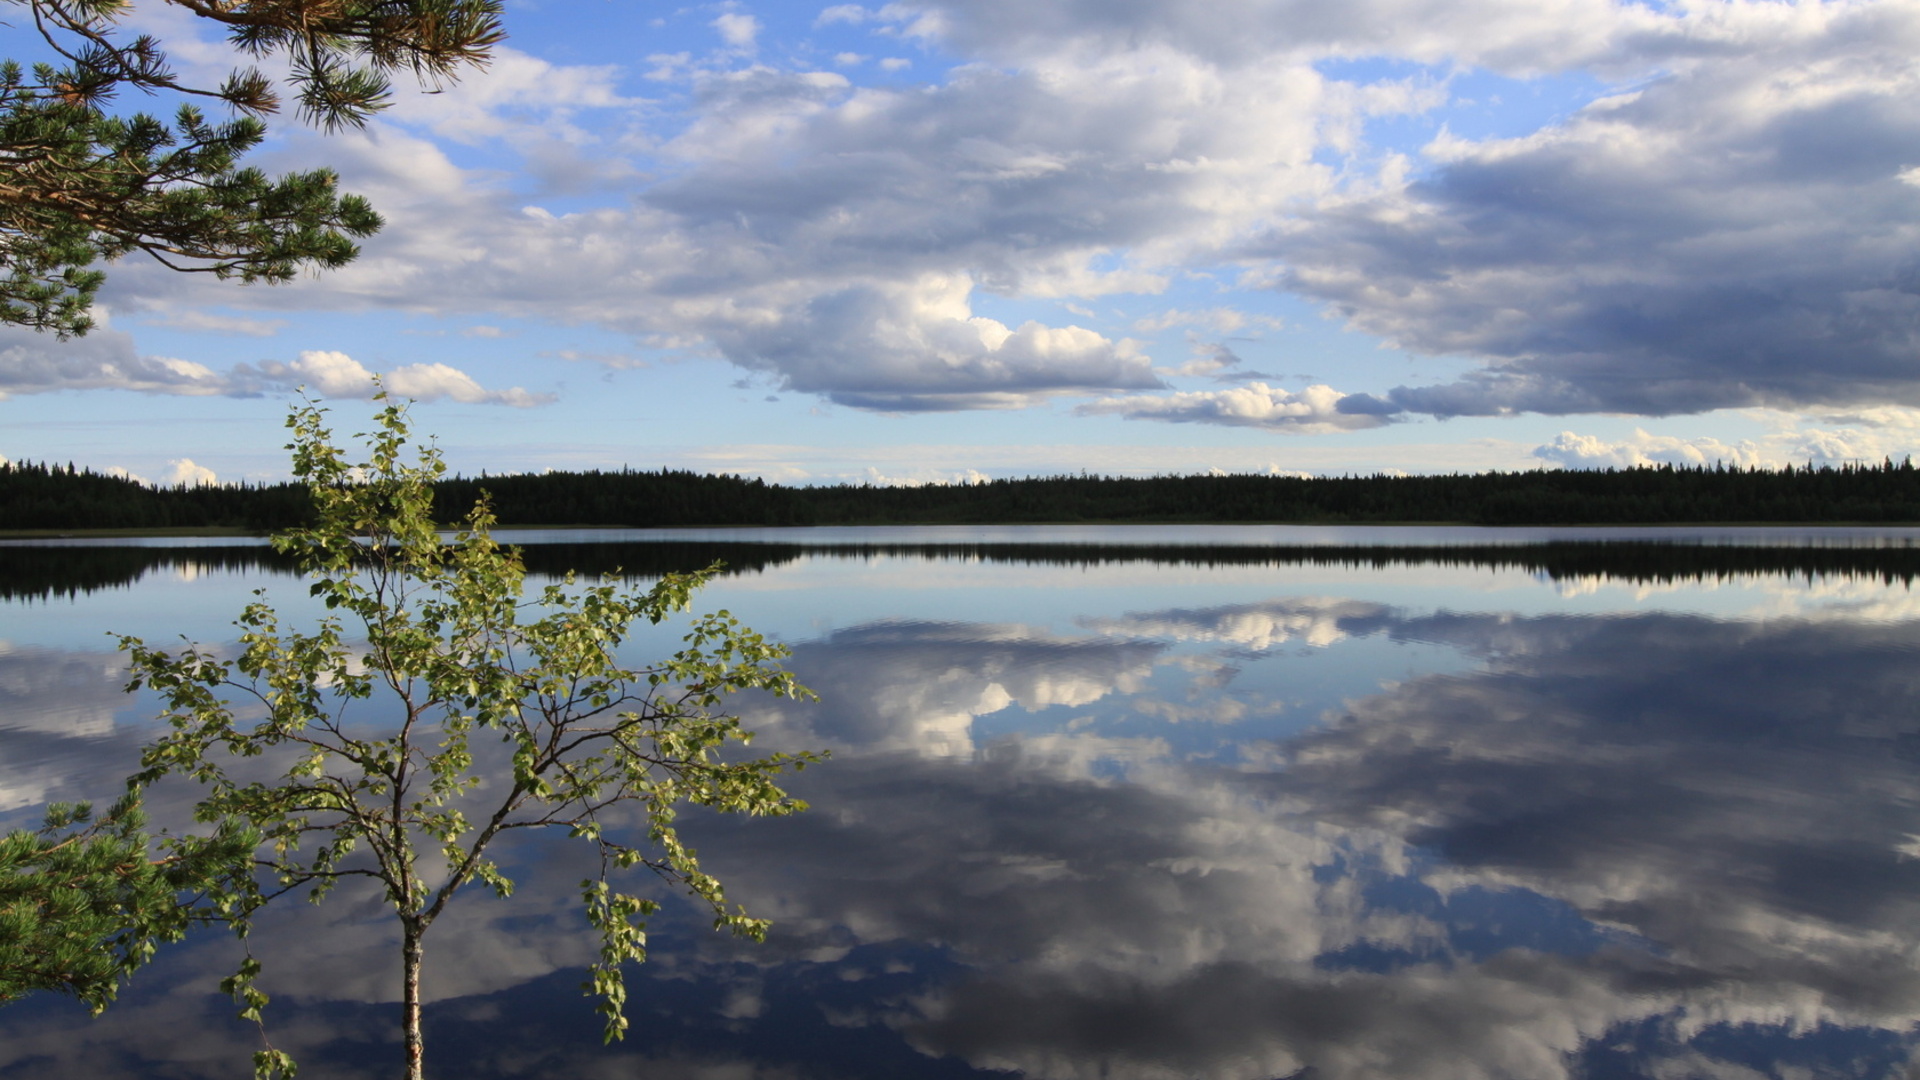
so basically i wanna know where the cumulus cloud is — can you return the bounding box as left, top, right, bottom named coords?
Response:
left=704, top=276, right=1164, bottom=410
left=101, top=459, right=216, bottom=487
left=1132, top=307, right=1283, bottom=335
left=0, top=322, right=231, bottom=399
left=1077, top=382, right=1396, bottom=432
left=161, top=458, right=217, bottom=486
left=141, top=310, right=287, bottom=337
left=0, top=320, right=549, bottom=406
left=1534, top=410, right=1920, bottom=471
left=1261, top=1, right=1920, bottom=417
left=107, top=25, right=1332, bottom=411
left=815, top=4, right=870, bottom=28
left=1155, top=342, right=1246, bottom=379
left=859, top=465, right=991, bottom=487
left=713, top=13, right=761, bottom=50
left=381, top=45, right=636, bottom=147
left=88, top=0, right=1920, bottom=424
left=1532, top=429, right=1766, bottom=470
left=541, top=347, right=649, bottom=369
left=867, top=0, right=1666, bottom=73
left=249, top=350, right=553, bottom=408
left=1766, top=406, right=1920, bottom=465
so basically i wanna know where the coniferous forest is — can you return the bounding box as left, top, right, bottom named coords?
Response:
left=7, top=458, right=1920, bottom=533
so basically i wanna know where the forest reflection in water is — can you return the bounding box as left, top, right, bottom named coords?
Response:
left=2, top=528, right=1920, bottom=1079
left=13, top=526, right=1920, bottom=602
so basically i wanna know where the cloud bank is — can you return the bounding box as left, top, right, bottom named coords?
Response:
left=0, top=324, right=550, bottom=407
left=1264, top=1, right=1920, bottom=417
left=1079, top=382, right=1396, bottom=432
left=89, top=0, right=1920, bottom=426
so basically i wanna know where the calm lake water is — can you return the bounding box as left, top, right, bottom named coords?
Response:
left=6, top=525, right=1920, bottom=1079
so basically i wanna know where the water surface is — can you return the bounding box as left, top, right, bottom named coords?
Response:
left=3, top=527, right=1918, bottom=1079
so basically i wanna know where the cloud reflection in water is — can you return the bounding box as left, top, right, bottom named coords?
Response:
left=1, top=552, right=1918, bottom=1078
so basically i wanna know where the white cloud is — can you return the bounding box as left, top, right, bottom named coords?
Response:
left=874, top=0, right=1666, bottom=73
left=88, top=0, right=1920, bottom=426
left=382, top=46, right=634, bottom=146
left=655, top=436, right=1534, bottom=481
left=815, top=5, right=871, bottom=28
left=1533, top=411, right=1920, bottom=471
left=387, top=362, right=549, bottom=407
left=541, top=348, right=649, bottom=369
left=702, top=274, right=1164, bottom=410
left=858, top=465, right=990, bottom=487
left=1532, top=430, right=1766, bottom=470
left=1077, top=382, right=1396, bottom=433
left=1132, top=307, right=1283, bottom=335
left=714, top=13, right=761, bottom=50
left=1262, top=0, right=1920, bottom=417
left=0, top=322, right=231, bottom=399
left=252, top=351, right=553, bottom=408
left=0, top=311, right=546, bottom=408
left=160, top=458, right=217, bottom=486
left=107, top=30, right=1331, bottom=412
left=1768, top=408, right=1920, bottom=466
left=141, top=310, right=288, bottom=337
left=265, top=349, right=377, bottom=398
left=1158, top=344, right=1244, bottom=379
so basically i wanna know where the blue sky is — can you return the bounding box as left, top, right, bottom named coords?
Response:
left=6, top=0, right=1920, bottom=486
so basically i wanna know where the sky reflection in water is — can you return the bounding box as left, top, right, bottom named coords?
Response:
left=3, top=529, right=1920, bottom=1079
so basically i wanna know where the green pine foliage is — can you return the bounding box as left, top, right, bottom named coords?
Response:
left=0, top=63, right=379, bottom=335
left=0, top=793, right=256, bottom=1012
left=1, top=0, right=503, bottom=336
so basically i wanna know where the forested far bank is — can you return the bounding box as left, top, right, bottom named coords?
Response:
left=8, top=458, right=1920, bottom=532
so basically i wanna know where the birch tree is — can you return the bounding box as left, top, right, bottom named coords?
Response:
left=122, top=397, right=822, bottom=1079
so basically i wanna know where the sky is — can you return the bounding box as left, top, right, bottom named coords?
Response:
left=5, top=0, right=1920, bottom=486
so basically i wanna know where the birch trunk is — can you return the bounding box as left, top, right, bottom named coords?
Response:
left=402, top=923, right=426, bottom=1080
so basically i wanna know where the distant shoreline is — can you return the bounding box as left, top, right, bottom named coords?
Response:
left=12, top=519, right=1920, bottom=541
left=0, top=526, right=262, bottom=540
left=9, top=459, right=1920, bottom=532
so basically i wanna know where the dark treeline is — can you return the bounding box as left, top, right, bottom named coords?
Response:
left=0, top=461, right=306, bottom=531
left=9, top=458, right=1920, bottom=531
left=10, top=539, right=1920, bottom=603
